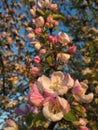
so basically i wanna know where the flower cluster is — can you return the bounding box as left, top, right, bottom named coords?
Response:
left=28, top=71, right=93, bottom=123
left=12, top=0, right=94, bottom=130
left=27, top=0, right=77, bottom=77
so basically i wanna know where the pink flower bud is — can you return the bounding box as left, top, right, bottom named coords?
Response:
left=45, top=22, right=50, bottom=27
left=54, top=21, right=59, bottom=26
left=69, top=45, right=77, bottom=54
left=47, top=16, right=53, bottom=23
left=50, top=4, right=58, bottom=10
left=79, top=126, right=90, bottom=130
left=27, top=33, right=35, bottom=39
left=72, top=102, right=79, bottom=106
left=82, top=106, right=86, bottom=113
left=6, top=119, right=17, bottom=128
left=33, top=107, right=39, bottom=114
left=31, top=66, right=40, bottom=75
left=34, top=27, right=42, bottom=35
left=48, top=35, right=57, bottom=44
left=34, top=55, right=41, bottom=63
left=40, top=49, right=46, bottom=54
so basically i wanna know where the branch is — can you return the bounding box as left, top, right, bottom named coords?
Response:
left=0, top=54, right=6, bottom=95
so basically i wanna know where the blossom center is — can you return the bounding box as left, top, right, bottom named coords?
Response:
left=51, top=103, right=61, bottom=114
left=53, top=81, right=61, bottom=90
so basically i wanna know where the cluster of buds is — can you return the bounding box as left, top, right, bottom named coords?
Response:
left=27, top=0, right=77, bottom=77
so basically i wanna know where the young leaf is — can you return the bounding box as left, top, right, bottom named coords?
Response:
left=46, top=56, right=52, bottom=65
left=72, top=105, right=83, bottom=114
left=63, top=110, right=78, bottom=121
left=36, top=9, right=45, bottom=16
left=52, top=14, right=64, bottom=20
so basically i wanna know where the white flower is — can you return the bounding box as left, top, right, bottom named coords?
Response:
left=37, top=71, right=74, bottom=95
left=58, top=32, right=72, bottom=45
left=72, top=80, right=94, bottom=103
left=33, top=16, right=44, bottom=27
left=57, top=53, right=70, bottom=63
left=3, top=119, right=18, bottom=130
left=38, top=0, right=51, bottom=8
left=43, top=96, right=70, bottom=121
left=34, top=41, right=41, bottom=50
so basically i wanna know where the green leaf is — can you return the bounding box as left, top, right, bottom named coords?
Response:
left=36, top=9, right=45, bottom=16
left=25, top=112, right=45, bottom=129
left=46, top=56, right=52, bottom=64
left=72, top=105, right=87, bottom=117
left=72, top=105, right=83, bottom=114
left=25, top=113, right=34, bottom=126
left=63, top=110, right=78, bottom=121
left=52, top=14, right=64, bottom=20
left=33, top=111, right=45, bottom=123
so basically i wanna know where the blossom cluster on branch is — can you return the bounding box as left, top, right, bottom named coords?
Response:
left=3, top=0, right=94, bottom=130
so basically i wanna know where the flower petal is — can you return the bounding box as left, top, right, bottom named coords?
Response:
left=72, top=80, right=94, bottom=103
left=37, top=75, right=52, bottom=93
left=51, top=71, right=64, bottom=83
left=43, top=105, right=64, bottom=121
left=64, top=73, right=74, bottom=88
left=79, top=93, right=94, bottom=103
left=43, top=96, right=70, bottom=121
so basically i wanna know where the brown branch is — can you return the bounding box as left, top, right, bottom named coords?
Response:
left=0, top=54, right=6, bottom=95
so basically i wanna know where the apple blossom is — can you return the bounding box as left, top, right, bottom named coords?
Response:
left=57, top=53, right=70, bottom=63
left=72, top=80, right=94, bottom=103
left=68, top=45, right=77, bottom=54
left=34, top=41, right=41, bottom=50
left=26, top=27, right=33, bottom=32
left=50, top=4, right=58, bottom=11
left=58, top=32, right=72, bottom=45
left=48, top=35, right=57, bottom=44
left=30, top=6, right=36, bottom=17
left=38, top=0, right=51, bottom=9
left=31, top=66, right=40, bottom=75
left=43, top=96, right=70, bottom=121
left=4, top=119, right=18, bottom=130
left=40, top=49, right=46, bottom=54
left=64, top=73, right=74, bottom=88
left=34, top=27, right=42, bottom=35
left=47, top=15, right=54, bottom=23
left=27, top=32, right=35, bottom=39
left=28, top=84, right=44, bottom=106
left=54, top=20, right=59, bottom=26
left=33, top=16, right=44, bottom=27
left=34, top=55, right=41, bottom=63
left=37, top=71, right=73, bottom=95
